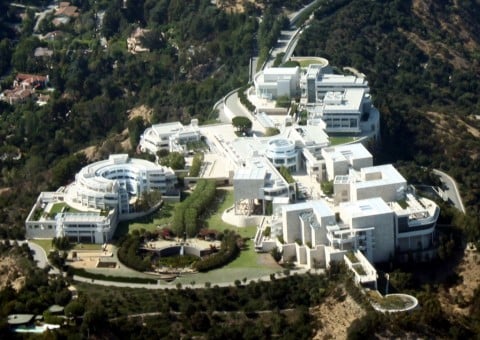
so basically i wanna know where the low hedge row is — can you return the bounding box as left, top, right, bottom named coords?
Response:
left=194, top=231, right=240, bottom=272
left=69, top=267, right=157, bottom=284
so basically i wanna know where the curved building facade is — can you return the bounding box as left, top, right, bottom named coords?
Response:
left=265, top=138, right=299, bottom=172
left=66, top=154, right=176, bottom=215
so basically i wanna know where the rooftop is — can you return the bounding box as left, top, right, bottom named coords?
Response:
left=151, top=121, right=186, bottom=136
left=357, top=164, right=406, bottom=188
left=322, top=88, right=365, bottom=113
left=322, top=143, right=372, bottom=162
left=339, top=197, right=393, bottom=217
left=263, top=66, right=300, bottom=76
left=318, top=73, right=368, bottom=86
left=8, top=314, right=35, bottom=325
left=233, top=163, right=266, bottom=181
left=283, top=200, right=334, bottom=219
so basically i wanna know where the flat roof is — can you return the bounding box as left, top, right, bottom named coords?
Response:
left=322, top=143, right=372, bottom=162
left=233, top=164, right=266, bottom=181
left=322, top=88, right=365, bottom=113
left=282, top=200, right=334, bottom=218
left=340, top=197, right=392, bottom=217
left=318, top=74, right=367, bottom=86
left=263, top=66, right=299, bottom=75
left=283, top=124, right=329, bottom=146
left=357, top=164, right=406, bottom=188
left=8, top=314, right=35, bottom=325
left=151, top=121, right=184, bottom=136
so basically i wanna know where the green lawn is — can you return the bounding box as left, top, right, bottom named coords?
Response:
left=224, top=240, right=262, bottom=269
left=329, top=136, right=356, bottom=146
left=115, top=202, right=179, bottom=237
left=115, top=190, right=256, bottom=238
left=49, top=202, right=81, bottom=216
left=205, top=189, right=257, bottom=238
left=30, top=239, right=101, bottom=252
left=204, top=189, right=236, bottom=230
left=298, top=59, right=324, bottom=67
left=30, top=239, right=53, bottom=253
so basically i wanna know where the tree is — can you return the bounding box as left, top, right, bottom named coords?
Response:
left=160, top=152, right=185, bottom=170
left=140, top=29, right=166, bottom=51
left=51, top=153, right=87, bottom=188
left=321, top=180, right=334, bottom=196
left=265, top=127, right=280, bottom=136
left=232, top=116, right=252, bottom=134
left=65, top=300, right=85, bottom=319
left=102, top=5, right=124, bottom=39
left=127, top=117, right=146, bottom=150
left=276, top=95, right=291, bottom=108
left=0, top=39, right=12, bottom=75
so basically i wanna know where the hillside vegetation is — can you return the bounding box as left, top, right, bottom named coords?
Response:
left=295, top=0, right=480, bottom=337
left=296, top=0, right=480, bottom=235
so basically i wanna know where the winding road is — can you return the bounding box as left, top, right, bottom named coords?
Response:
left=433, top=169, right=466, bottom=213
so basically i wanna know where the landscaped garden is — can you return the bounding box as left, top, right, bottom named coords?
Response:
left=367, top=290, right=418, bottom=312
left=108, top=182, right=281, bottom=284
left=329, top=136, right=357, bottom=146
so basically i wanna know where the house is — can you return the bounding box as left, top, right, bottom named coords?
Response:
left=127, top=28, right=151, bottom=54
left=0, top=73, right=49, bottom=105
left=55, top=2, right=80, bottom=18
left=34, top=47, right=53, bottom=58
left=15, top=73, right=49, bottom=89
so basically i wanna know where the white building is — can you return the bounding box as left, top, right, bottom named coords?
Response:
left=139, top=120, right=201, bottom=155
left=390, top=192, right=440, bottom=259
left=233, top=156, right=295, bottom=215
left=254, top=67, right=301, bottom=99
left=334, top=164, right=407, bottom=204
left=255, top=60, right=380, bottom=137
left=302, top=68, right=369, bottom=104
left=334, top=198, right=395, bottom=263
left=264, top=138, right=300, bottom=172
left=25, top=191, right=118, bottom=244
left=66, top=154, right=176, bottom=214
left=274, top=199, right=378, bottom=287
left=321, top=143, right=373, bottom=181
left=256, top=158, right=439, bottom=286
left=26, top=155, right=176, bottom=243
left=307, top=88, right=371, bottom=134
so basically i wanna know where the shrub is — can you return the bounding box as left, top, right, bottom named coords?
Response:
left=189, top=152, right=204, bottom=177
left=194, top=231, right=240, bottom=272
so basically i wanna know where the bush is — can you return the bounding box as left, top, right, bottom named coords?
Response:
left=117, top=234, right=151, bottom=272
left=321, top=180, right=334, bottom=196
left=172, top=179, right=217, bottom=236
left=238, top=86, right=256, bottom=112
left=279, top=166, right=295, bottom=184
left=194, top=231, right=240, bottom=272
left=263, top=226, right=271, bottom=237
left=265, top=127, right=280, bottom=136
left=189, top=152, right=204, bottom=177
